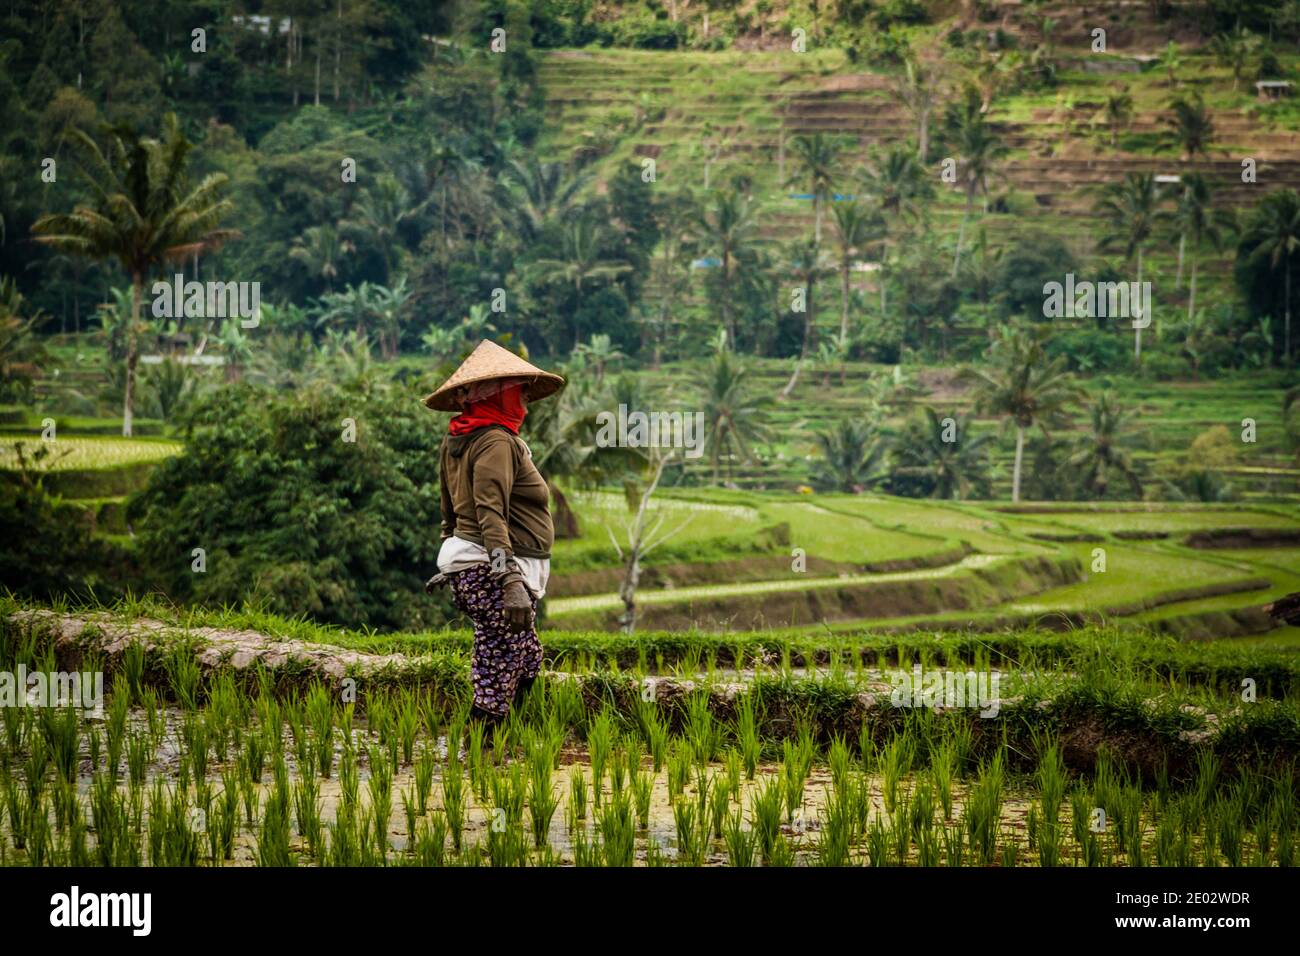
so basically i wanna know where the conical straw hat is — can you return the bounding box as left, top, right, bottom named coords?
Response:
left=422, top=339, right=565, bottom=411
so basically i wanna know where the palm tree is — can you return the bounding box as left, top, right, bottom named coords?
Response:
left=1100, top=88, right=1133, bottom=147
left=1165, top=94, right=1214, bottom=163
left=961, top=326, right=1083, bottom=503
left=1211, top=26, right=1260, bottom=92
left=32, top=114, right=238, bottom=436
left=529, top=218, right=632, bottom=347
left=1244, top=188, right=1300, bottom=363
left=290, top=224, right=353, bottom=293
left=1095, top=172, right=1165, bottom=358
left=782, top=235, right=834, bottom=398
left=785, top=133, right=847, bottom=243
left=340, top=174, right=416, bottom=282
left=951, top=111, right=1007, bottom=278
left=888, top=407, right=993, bottom=500
left=0, top=278, right=51, bottom=403
left=499, top=155, right=591, bottom=242
left=859, top=144, right=931, bottom=318
left=1065, top=392, right=1145, bottom=499
left=697, top=342, right=773, bottom=485
left=809, top=419, right=888, bottom=493
left=829, top=201, right=876, bottom=341
left=894, top=56, right=938, bottom=161
left=1171, top=173, right=1234, bottom=323
left=573, top=333, right=625, bottom=387
left=693, top=189, right=762, bottom=346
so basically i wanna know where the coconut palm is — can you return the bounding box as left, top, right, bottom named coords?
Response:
left=696, top=342, right=773, bottom=485
left=1211, top=26, right=1260, bottom=92
left=888, top=407, right=993, bottom=500
left=829, top=201, right=877, bottom=341
left=951, top=111, right=1007, bottom=278
left=692, top=189, right=763, bottom=347
left=781, top=235, right=835, bottom=398
left=499, top=155, right=592, bottom=241
left=32, top=114, right=238, bottom=436
left=1095, top=172, right=1165, bottom=358
left=1165, top=94, right=1214, bottom=163
left=1244, top=188, right=1300, bottom=364
left=894, top=56, right=938, bottom=161
left=785, top=133, right=848, bottom=243
left=859, top=144, right=931, bottom=318
left=1171, top=173, right=1235, bottom=323
left=340, top=174, right=417, bottom=282
left=1065, top=392, right=1145, bottom=500
left=809, top=419, right=888, bottom=493
left=1099, top=88, right=1133, bottom=146
left=960, top=325, right=1083, bottom=503
left=290, top=224, right=353, bottom=294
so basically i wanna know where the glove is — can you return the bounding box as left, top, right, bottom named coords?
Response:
left=502, top=579, right=533, bottom=630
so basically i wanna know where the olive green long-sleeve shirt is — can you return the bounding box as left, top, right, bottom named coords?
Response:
left=438, top=426, right=554, bottom=582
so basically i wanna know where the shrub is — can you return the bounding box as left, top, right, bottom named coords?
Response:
left=129, top=382, right=453, bottom=631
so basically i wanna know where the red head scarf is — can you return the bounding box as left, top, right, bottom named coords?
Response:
left=448, top=380, right=527, bottom=436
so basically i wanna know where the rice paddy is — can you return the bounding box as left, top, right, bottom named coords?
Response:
left=2, top=600, right=1297, bottom=868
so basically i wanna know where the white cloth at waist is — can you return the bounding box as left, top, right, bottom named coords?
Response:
left=436, top=535, right=550, bottom=599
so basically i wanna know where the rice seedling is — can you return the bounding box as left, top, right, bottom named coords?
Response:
left=257, top=788, right=296, bottom=867
left=632, top=769, right=652, bottom=830
left=442, top=757, right=466, bottom=851
left=709, top=776, right=730, bottom=838
left=685, top=692, right=722, bottom=766
left=723, top=749, right=742, bottom=799
left=183, top=713, right=209, bottom=782
left=587, top=708, right=615, bottom=806
left=723, top=809, right=757, bottom=866
left=164, top=644, right=203, bottom=710
left=667, top=739, right=692, bottom=801
left=597, top=791, right=635, bottom=866
left=38, top=704, right=80, bottom=784
left=215, top=771, right=239, bottom=860
left=122, top=642, right=147, bottom=703
left=305, top=683, right=336, bottom=778
left=780, top=748, right=808, bottom=823
left=396, top=693, right=420, bottom=765
left=817, top=787, right=854, bottom=867
left=735, top=693, right=762, bottom=779
left=569, top=765, right=588, bottom=823
left=880, top=731, right=914, bottom=815
left=942, top=822, right=964, bottom=867
left=767, top=834, right=796, bottom=867
left=965, top=751, right=1004, bottom=865
left=1216, top=789, right=1245, bottom=867
left=294, top=774, right=322, bottom=857
left=106, top=677, right=129, bottom=780
left=930, top=741, right=955, bottom=821
left=367, top=747, right=394, bottom=852
left=413, top=813, right=448, bottom=867
left=414, top=749, right=435, bottom=815
left=748, top=776, right=783, bottom=859
left=673, top=800, right=703, bottom=866
left=527, top=754, right=559, bottom=848
left=1035, top=739, right=1066, bottom=866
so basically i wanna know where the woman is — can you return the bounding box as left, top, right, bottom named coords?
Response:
left=423, top=340, right=565, bottom=727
